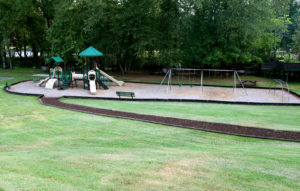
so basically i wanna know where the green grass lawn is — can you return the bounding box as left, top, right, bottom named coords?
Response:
left=1, top=68, right=300, bottom=190
left=62, top=99, right=300, bottom=131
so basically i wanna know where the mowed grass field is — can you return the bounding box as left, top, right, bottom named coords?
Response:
left=1, top=68, right=300, bottom=190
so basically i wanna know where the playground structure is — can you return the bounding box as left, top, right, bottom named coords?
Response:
left=160, top=68, right=248, bottom=96
left=38, top=46, right=124, bottom=95
left=37, top=56, right=72, bottom=90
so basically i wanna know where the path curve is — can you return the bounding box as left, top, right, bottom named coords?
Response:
left=40, top=97, right=300, bottom=142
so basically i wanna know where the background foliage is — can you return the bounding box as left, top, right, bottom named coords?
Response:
left=0, top=0, right=299, bottom=73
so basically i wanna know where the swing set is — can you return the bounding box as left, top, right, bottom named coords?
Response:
left=160, top=68, right=248, bottom=95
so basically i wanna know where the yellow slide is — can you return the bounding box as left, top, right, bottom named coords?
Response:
left=37, top=77, right=50, bottom=87
left=99, top=69, right=124, bottom=86
left=45, top=79, right=57, bottom=89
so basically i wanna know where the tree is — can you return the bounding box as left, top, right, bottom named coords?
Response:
left=0, top=0, right=48, bottom=67
left=293, top=19, right=300, bottom=58
left=0, top=0, right=15, bottom=69
left=270, top=15, right=292, bottom=57
left=181, top=0, right=275, bottom=67
left=39, top=0, right=57, bottom=29
left=47, top=0, right=89, bottom=62
left=271, top=0, right=290, bottom=17
left=280, top=0, right=299, bottom=52
left=156, top=0, right=181, bottom=67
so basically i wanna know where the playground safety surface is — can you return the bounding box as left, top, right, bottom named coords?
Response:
left=8, top=81, right=300, bottom=104
left=40, top=97, right=300, bottom=142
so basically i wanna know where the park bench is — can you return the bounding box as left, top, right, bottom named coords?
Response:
left=240, top=80, right=257, bottom=87
left=32, top=76, right=41, bottom=83
left=116, top=91, right=135, bottom=99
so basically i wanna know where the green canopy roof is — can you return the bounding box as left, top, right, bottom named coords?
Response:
left=46, top=56, right=64, bottom=64
left=79, top=46, right=103, bottom=57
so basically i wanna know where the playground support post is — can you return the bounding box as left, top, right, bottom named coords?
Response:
left=233, top=71, right=236, bottom=94
left=160, top=69, right=169, bottom=86
left=235, top=71, right=248, bottom=96
left=200, top=70, right=203, bottom=93
left=64, top=62, right=66, bottom=82
left=57, top=64, right=60, bottom=88
left=167, top=69, right=172, bottom=93
left=86, top=58, right=90, bottom=90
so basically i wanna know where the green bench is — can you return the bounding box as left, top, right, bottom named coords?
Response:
left=5, top=82, right=11, bottom=89
left=32, top=76, right=41, bottom=83
left=240, top=80, right=257, bottom=87
left=116, top=91, right=135, bottom=99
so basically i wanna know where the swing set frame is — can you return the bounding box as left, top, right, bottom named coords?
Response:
left=160, top=68, right=248, bottom=96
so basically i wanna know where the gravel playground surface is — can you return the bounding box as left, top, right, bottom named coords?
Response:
left=9, top=81, right=300, bottom=104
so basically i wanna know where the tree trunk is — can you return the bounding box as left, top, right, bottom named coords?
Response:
left=24, top=44, right=28, bottom=58
left=128, top=54, right=136, bottom=73
left=6, top=46, right=13, bottom=69
left=1, top=48, right=6, bottom=69
left=116, top=52, right=125, bottom=75
left=119, top=64, right=125, bottom=75
left=32, top=44, right=38, bottom=67
left=16, top=46, right=23, bottom=66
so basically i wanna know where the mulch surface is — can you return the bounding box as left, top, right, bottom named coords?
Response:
left=40, top=97, right=300, bottom=142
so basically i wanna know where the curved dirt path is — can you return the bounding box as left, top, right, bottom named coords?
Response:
left=40, top=97, right=300, bottom=142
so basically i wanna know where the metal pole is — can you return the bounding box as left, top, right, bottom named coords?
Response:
left=280, top=81, right=284, bottom=103
left=285, top=81, right=290, bottom=101
left=160, top=69, right=169, bottom=85
left=169, top=69, right=172, bottom=91
left=200, top=70, right=203, bottom=93
left=167, top=69, right=172, bottom=93
left=158, top=69, right=169, bottom=92
left=236, top=72, right=248, bottom=96
left=233, top=71, right=236, bottom=94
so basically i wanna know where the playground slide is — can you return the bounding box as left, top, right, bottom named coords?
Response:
left=99, top=69, right=124, bottom=86
left=37, top=77, right=49, bottom=87
left=89, top=81, right=97, bottom=95
left=45, top=79, right=57, bottom=89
